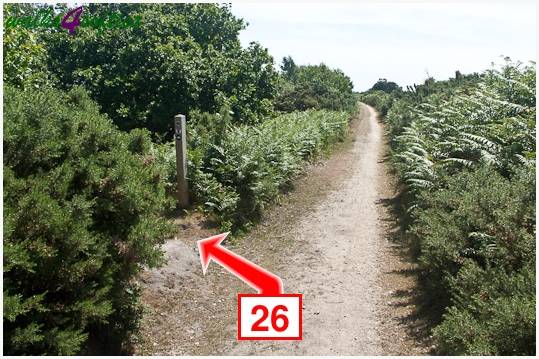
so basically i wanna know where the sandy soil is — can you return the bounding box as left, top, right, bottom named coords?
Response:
left=134, top=104, right=431, bottom=355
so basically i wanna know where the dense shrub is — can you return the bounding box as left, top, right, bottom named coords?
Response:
left=414, top=167, right=535, bottom=355
left=275, top=56, right=356, bottom=113
left=369, top=78, right=402, bottom=93
left=39, top=3, right=277, bottom=135
left=368, top=61, right=536, bottom=355
left=3, top=4, right=53, bottom=89
left=3, top=86, right=173, bottom=355
left=358, top=90, right=394, bottom=116
left=155, top=107, right=351, bottom=231
left=191, top=108, right=351, bottom=231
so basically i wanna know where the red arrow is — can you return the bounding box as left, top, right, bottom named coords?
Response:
left=197, top=232, right=283, bottom=295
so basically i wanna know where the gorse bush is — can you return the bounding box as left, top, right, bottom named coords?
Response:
left=366, top=61, right=536, bottom=355
left=3, top=86, right=174, bottom=355
left=418, top=167, right=535, bottom=355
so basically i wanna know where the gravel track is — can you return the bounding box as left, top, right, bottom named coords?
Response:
left=135, top=104, right=429, bottom=355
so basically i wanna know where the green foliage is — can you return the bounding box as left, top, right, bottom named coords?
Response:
left=3, top=4, right=53, bottom=89
left=434, top=264, right=535, bottom=355
left=412, top=166, right=535, bottom=295
left=191, top=108, right=350, bottom=231
left=1, top=2, right=360, bottom=355
left=414, top=167, right=535, bottom=355
left=157, top=108, right=351, bottom=231
left=275, top=56, right=356, bottom=113
left=375, top=61, right=536, bottom=355
left=40, top=3, right=277, bottom=135
left=358, top=90, right=394, bottom=116
left=388, top=62, right=535, bottom=195
left=403, top=71, right=482, bottom=100
left=369, top=78, right=402, bottom=93
left=2, top=4, right=359, bottom=354
left=3, top=85, right=174, bottom=355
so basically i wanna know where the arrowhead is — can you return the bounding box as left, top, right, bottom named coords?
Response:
left=197, top=232, right=230, bottom=274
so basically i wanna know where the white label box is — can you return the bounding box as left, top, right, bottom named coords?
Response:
left=238, top=294, right=302, bottom=340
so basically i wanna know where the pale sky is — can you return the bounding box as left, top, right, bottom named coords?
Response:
left=230, top=1, right=537, bottom=91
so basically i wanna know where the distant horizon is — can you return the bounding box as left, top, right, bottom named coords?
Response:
left=231, top=2, right=536, bottom=91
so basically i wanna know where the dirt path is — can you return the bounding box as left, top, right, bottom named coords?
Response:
left=135, top=104, right=430, bottom=355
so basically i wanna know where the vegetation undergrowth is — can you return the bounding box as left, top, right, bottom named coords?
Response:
left=3, top=3, right=356, bottom=354
left=154, top=107, right=353, bottom=233
left=361, top=60, right=536, bottom=355
left=3, top=85, right=174, bottom=355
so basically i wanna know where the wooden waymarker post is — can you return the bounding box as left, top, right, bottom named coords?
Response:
left=174, top=114, right=189, bottom=208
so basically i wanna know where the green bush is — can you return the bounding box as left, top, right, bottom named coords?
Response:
left=155, top=107, right=351, bottom=231
left=358, top=90, right=394, bottom=116
left=414, top=166, right=535, bottom=355
left=434, top=263, right=535, bottom=355
left=3, top=85, right=174, bottom=355
left=373, top=61, right=536, bottom=355
left=275, top=56, right=356, bottom=113
left=411, top=165, right=535, bottom=297
left=40, top=3, right=277, bottom=135
left=2, top=4, right=53, bottom=89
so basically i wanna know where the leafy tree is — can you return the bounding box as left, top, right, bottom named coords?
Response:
left=40, top=3, right=277, bottom=135
left=3, top=4, right=53, bottom=89
left=369, top=78, right=401, bottom=93
left=275, top=56, right=356, bottom=113
left=281, top=55, right=297, bottom=80
left=3, top=85, right=173, bottom=355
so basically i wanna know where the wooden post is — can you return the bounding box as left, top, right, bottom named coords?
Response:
left=174, top=114, right=189, bottom=208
